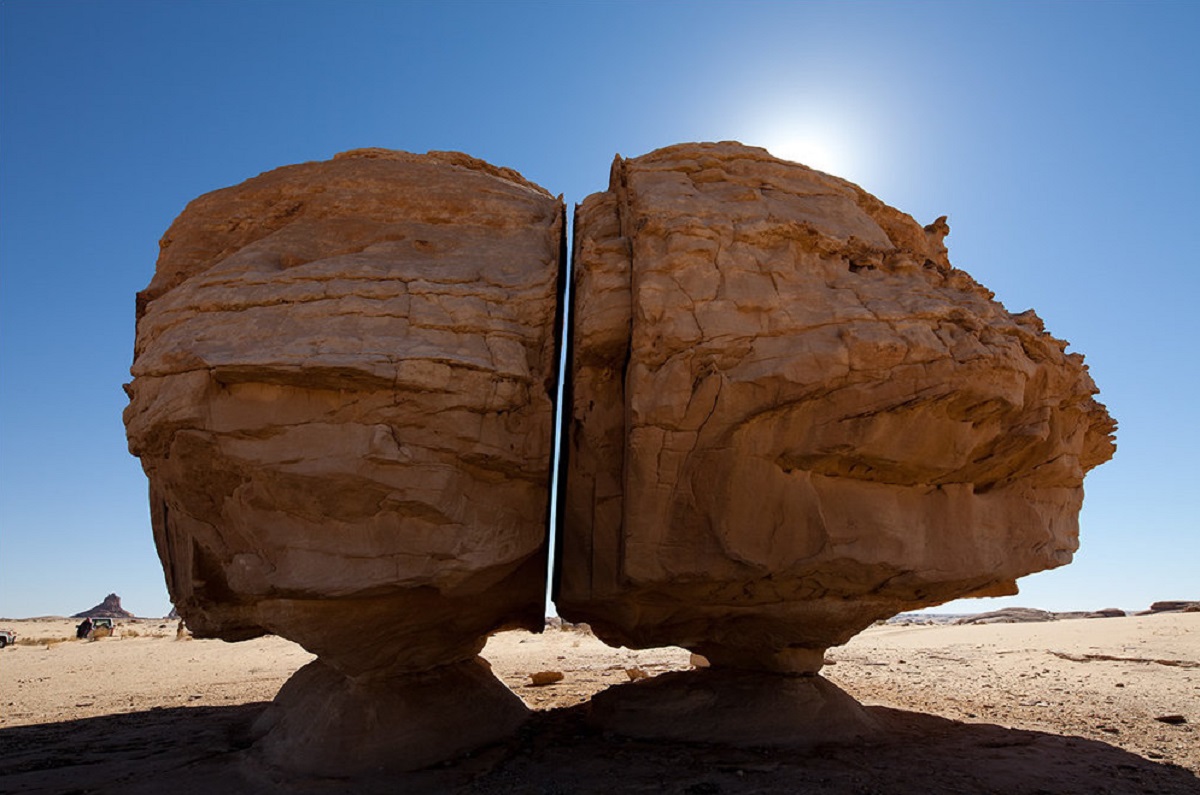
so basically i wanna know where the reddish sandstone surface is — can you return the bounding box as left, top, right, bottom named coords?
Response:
left=558, top=142, right=1116, bottom=672
left=119, top=141, right=1118, bottom=774
left=123, top=149, right=564, bottom=772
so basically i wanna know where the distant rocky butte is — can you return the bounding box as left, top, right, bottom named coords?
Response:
left=124, top=149, right=564, bottom=774
left=557, top=142, right=1116, bottom=680
left=72, top=593, right=134, bottom=619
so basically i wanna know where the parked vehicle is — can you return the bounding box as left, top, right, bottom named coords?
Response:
left=0, top=629, right=16, bottom=649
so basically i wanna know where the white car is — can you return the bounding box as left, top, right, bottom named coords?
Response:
left=0, top=629, right=15, bottom=649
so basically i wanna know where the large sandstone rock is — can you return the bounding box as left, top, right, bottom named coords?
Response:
left=557, top=142, right=1116, bottom=674
left=124, top=149, right=564, bottom=771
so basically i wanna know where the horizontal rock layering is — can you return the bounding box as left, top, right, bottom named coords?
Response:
left=557, top=142, right=1116, bottom=672
left=125, top=142, right=1116, bottom=768
left=125, top=149, right=564, bottom=676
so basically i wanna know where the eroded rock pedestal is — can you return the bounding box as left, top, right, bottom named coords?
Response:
left=587, top=668, right=881, bottom=748
left=557, top=142, right=1116, bottom=687
left=124, top=149, right=564, bottom=772
left=126, top=141, right=1117, bottom=766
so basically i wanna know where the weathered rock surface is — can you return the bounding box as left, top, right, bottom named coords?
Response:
left=251, top=657, right=529, bottom=775
left=587, top=669, right=881, bottom=747
left=557, top=142, right=1116, bottom=674
left=1053, top=607, right=1127, bottom=620
left=955, top=608, right=1057, bottom=625
left=1084, top=608, right=1128, bottom=618
left=1139, top=601, right=1200, bottom=615
left=72, top=593, right=135, bottom=619
left=124, top=149, right=564, bottom=770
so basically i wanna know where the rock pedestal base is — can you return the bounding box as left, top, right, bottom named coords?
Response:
left=251, top=658, right=528, bottom=775
left=587, top=670, right=880, bottom=747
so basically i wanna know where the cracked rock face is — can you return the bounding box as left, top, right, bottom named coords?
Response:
left=124, top=149, right=563, bottom=678
left=557, top=142, right=1116, bottom=672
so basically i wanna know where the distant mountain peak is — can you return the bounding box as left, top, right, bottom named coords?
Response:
left=72, top=593, right=134, bottom=619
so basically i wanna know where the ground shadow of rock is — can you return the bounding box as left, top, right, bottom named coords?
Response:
left=1, top=703, right=1197, bottom=795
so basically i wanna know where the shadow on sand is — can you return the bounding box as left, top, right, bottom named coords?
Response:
left=1, top=701, right=1197, bottom=795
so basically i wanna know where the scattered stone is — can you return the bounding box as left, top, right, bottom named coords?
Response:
left=1155, top=715, right=1187, bottom=725
left=530, top=671, right=566, bottom=686
left=625, top=667, right=649, bottom=681
left=1049, top=651, right=1199, bottom=668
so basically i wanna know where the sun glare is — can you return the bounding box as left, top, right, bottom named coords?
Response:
left=742, top=112, right=869, bottom=184
left=764, top=136, right=846, bottom=176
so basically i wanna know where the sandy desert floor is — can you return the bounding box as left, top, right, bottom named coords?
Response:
left=0, top=613, right=1196, bottom=794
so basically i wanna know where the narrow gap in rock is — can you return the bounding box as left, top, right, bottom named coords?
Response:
left=547, top=201, right=577, bottom=618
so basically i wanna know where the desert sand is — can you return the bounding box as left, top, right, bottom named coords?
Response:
left=0, top=613, right=1196, bottom=794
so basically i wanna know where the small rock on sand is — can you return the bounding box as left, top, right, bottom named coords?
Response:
left=529, top=671, right=565, bottom=686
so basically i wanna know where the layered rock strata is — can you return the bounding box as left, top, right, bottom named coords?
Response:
left=557, top=142, right=1116, bottom=675
left=124, top=149, right=564, bottom=771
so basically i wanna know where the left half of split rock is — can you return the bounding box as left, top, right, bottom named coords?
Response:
left=123, top=148, right=566, bottom=774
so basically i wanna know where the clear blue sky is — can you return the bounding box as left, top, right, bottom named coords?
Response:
left=2, top=1, right=1196, bottom=618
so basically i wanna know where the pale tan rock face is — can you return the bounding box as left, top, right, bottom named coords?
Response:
left=125, top=149, right=564, bottom=678
left=558, top=142, right=1116, bottom=672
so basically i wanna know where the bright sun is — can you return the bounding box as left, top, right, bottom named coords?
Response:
left=764, top=136, right=846, bottom=175
left=746, top=113, right=867, bottom=182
